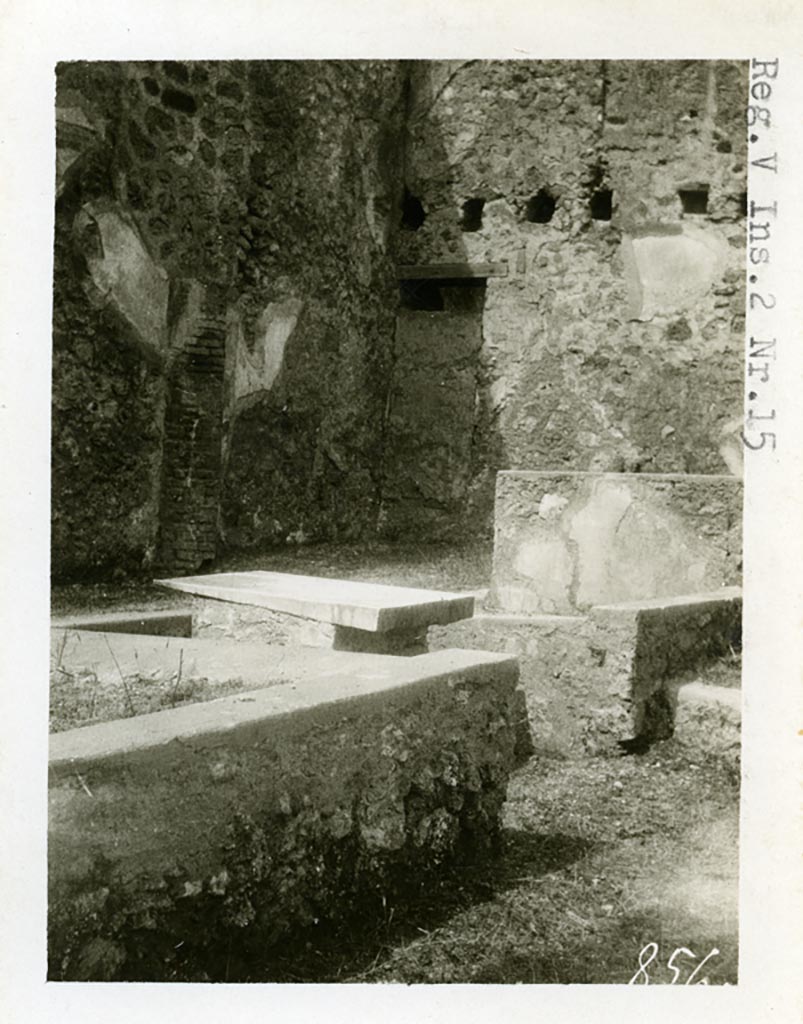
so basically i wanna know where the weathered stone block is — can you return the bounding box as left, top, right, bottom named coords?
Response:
left=669, top=681, right=741, bottom=770
left=430, top=612, right=612, bottom=755
left=489, top=471, right=742, bottom=614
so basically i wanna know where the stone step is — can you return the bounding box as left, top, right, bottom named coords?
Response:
left=669, top=680, right=741, bottom=768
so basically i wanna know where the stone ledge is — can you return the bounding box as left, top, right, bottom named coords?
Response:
left=674, top=680, right=741, bottom=712
left=51, top=609, right=194, bottom=637
left=50, top=642, right=518, bottom=769
left=669, top=681, right=741, bottom=769
left=590, top=586, right=742, bottom=616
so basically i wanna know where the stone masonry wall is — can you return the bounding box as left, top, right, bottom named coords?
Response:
left=156, top=287, right=227, bottom=572
left=54, top=64, right=166, bottom=579
left=52, top=60, right=405, bottom=580
left=383, top=60, right=747, bottom=538
left=219, top=61, right=406, bottom=551
left=53, top=60, right=746, bottom=578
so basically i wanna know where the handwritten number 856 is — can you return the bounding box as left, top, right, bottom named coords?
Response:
left=628, top=943, right=720, bottom=985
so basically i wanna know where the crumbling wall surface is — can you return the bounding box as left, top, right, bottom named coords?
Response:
left=380, top=281, right=490, bottom=538
left=53, top=63, right=167, bottom=580
left=53, top=60, right=406, bottom=579
left=218, top=61, right=406, bottom=551
left=48, top=652, right=519, bottom=981
left=388, top=60, right=747, bottom=536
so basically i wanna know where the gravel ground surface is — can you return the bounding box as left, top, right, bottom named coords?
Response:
left=245, top=741, right=739, bottom=984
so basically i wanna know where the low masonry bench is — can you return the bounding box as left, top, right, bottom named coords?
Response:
left=155, top=571, right=475, bottom=655
left=423, top=468, right=744, bottom=756
left=48, top=637, right=524, bottom=981
left=430, top=588, right=742, bottom=756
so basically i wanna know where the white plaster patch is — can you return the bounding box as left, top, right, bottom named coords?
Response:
left=569, top=479, right=635, bottom=606
left=717, top=416, right=745, bottom=478
left=623, top=225, right=728, bottom=320
left=234, top=299, right=303, bottom=401
left=488, top=377, right=508, bottom=410
left=537, top=493, right=569, bottom=520
left=512, top=538, right=573, bottom=614
left=80, top=203, right=169, bottom=353
left=568, top=478, right=724, bottom=608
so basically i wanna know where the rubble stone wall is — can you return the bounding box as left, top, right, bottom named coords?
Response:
left=383, top=60, right=747, bottom=538
left=52, top=60, right=406, bottom=579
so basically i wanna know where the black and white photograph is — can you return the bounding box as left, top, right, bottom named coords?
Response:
left=1, top=2, right=801, bottom=1021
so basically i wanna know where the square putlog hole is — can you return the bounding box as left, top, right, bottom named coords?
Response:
left=678, top=186, right=709, bottom=215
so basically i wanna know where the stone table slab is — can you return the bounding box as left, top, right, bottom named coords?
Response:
left=155, top=571, right=475, bottom=634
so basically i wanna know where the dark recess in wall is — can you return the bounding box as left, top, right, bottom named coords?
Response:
left=678, top=186, right=709, bottom=215
left=399, top=277, right=486, bottom=313
left=401, top=188, right=426, bottom=230
left=399, top=279, right=444, bottom=311
left=525, top=189, right=556, bottom=223
left=590, top=189, right=613, bottom=221
left=460, top=198, right=484, bottom=232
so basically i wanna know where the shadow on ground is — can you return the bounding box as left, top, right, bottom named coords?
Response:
left=227, top=828, right=596, bottom=983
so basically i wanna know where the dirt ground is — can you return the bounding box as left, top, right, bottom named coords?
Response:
left=48, top=654, right=287, bottom=732
left=358, top=744, right=739, bottom=985
left=50, top=541, right=494, bottom=616
left=226, top=738, right=737, bottom=985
